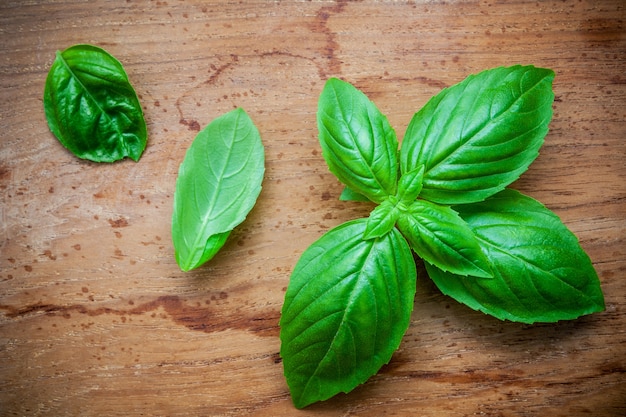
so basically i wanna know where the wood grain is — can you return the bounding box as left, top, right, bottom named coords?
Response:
left=1, top=1, right=625, bottom=416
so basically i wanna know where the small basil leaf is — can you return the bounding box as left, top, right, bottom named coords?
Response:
left=426, top=189, right=605, bottom=323
left=400, top=65, right=554, bottom=204
left=43, top=44, right=147, bottom=162
left=172, top=108, right=264, bottom=271
left=339, top=186, right=373, bottom=202
left=363, top=197, right=400, bottom=240
left=397, top=200, right=493, bottom=278
left=396, top=165, right=424, bottom=204
left=280, top=219, right=416, bottom=408
left=318, top=78, right=398, bottom=203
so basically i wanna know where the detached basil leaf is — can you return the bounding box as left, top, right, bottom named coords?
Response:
left=43, top=44, right=147, bottom=162
left=426, top=189, right=605, bottom=323
left=280, top=219, right=416, bottom=408
left=400, top=65, right=554, bottom=204
left=318, top=78, right=398, bottom=203
left=172, top=108, right=264, bottom=271
left=397, top=200, right=493, bottom=278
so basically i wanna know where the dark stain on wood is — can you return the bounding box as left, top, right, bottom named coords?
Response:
left=310, top=0, right=349, bottom=78
left=108, top=217, right=129, bottom=228
left=179, top=118, right=201, bottom=132
left=0, top=295, right=280, bottom=337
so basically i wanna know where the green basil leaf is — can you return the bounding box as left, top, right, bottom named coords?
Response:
left=280, top=219, right=416, bottom=408
left=363, top=197, right=400, bottom=240
left=397, top=200, right=493, bottom=278
left=318, top=78, right=398, bottom=203
left=396, top=165, right=424, bottom=204
left=43, top=44, right=147, bottom=162
left=400, top=65, right=554, bottom=204
left=426, top=189, right=605, bottom=323
left=172, top=108, right=264, bottom=271
left=339, top=186, right=372, bottom=202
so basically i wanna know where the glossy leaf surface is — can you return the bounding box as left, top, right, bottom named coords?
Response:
left=318, top=78, right=398, bottom=203
left=280, top=219, right=416, bottom=408
left=43, top=44, right=147, bottom=162
left=396, top=165, right=424, bottom=204
left=363, top=197, right=401, bottom=240
left=397, top=200, right=493, bottom=278
left=426, top=189, right=605, bottom=323
left=400, top=65, right=554, bottom=204
left=172, top=108, right=264, bottom=271
left=339, top=186, right=372, bottom=202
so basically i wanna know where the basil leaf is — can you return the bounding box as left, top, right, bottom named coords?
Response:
left=363, top=197, right=400, bottom=240
left=397, top=200, right=493, bottom=278
left=318, top=78, right=398, bottom=203
left=280, top=219, right=416, bottom=408
left=172, top=108, right=264, bottom=271
left=396, top=165, right=424, bottom=204
left=43, top=44, right=147, bottom=162
left=339, top=186, right=372, bottom=202
left=426, top=189, right=605, bottom=323
left=400, top=65, right=554, bottom=204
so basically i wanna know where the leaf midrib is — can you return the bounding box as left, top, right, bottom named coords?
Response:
left=56, top=50, right=129, bottom=156
left=474, top=232, right=593, bottom=301
left=326, top=85, right=393, bottom=198
left=423, top=70, right=549, bottom=177
left=298, top=240, right=378, bottom=404
left=185, top=113, right=243, bottom=269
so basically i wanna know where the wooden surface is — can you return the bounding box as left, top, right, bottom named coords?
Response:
left=1, top=1, right=625, bottom=415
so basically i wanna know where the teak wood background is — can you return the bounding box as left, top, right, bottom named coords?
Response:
left=1, top=1, right=625, bottom=416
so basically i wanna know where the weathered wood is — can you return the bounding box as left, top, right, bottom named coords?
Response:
left=1, top=1, right=624, bottom=415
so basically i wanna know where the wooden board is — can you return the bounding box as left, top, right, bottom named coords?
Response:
left=1, top=1, right=625, bottom=415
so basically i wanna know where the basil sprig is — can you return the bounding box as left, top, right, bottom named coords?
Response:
left=44, top=44, right=147, bottom=162
left=172, top=108, right=265, bottom=271
left=280, top=66, right=605, bottom=408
